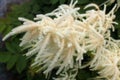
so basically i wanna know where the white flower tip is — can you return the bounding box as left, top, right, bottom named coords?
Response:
left=84, top=3, right=99, bottom=10
left=18, top=17, right=24, bottom=21
left=70, top=0, right=78, bottom=8
left=2, top=32, right=13, bottom=41
left=2, top=36, right=7, bottom=41
left=19, top=43, right=23, bottom=47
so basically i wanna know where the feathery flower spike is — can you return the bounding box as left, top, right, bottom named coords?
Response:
left=3, top=0, right=120, bottom=80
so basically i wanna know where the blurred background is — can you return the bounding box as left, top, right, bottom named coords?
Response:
left=0, top=0, right=30, bottom=17
left=0, top=0, right=120, bottom=80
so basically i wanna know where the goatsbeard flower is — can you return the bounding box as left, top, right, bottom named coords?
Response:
left=3, top=0, right=120, bottom=80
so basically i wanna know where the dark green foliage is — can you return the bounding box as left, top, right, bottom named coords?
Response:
left=0, top=53, right=27, bottom=72
left=0, top=0, right=120, bottom=80
left=76, top=68, right=98, bottom=80
left=6, top=54, right=18, bottom=70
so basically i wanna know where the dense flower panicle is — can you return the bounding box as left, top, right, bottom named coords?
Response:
left=3, top=0, right=120, bottom=80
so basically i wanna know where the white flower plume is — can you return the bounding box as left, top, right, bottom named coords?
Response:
left=3, top=0, right=120, bottom=80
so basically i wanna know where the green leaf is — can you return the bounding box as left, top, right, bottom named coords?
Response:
left=5, top=42, right=16, bottom=53
left=78, top=0, right=89, bottom=4
left=5, top=41, right=21, bottom=54
left=26, top=74, right=33, bottom=80
left=50, top=0, right=59, bottom=4
left=4, top=26, right=12, bottom=35
left=76, top=68, right=98, bottom=80
left=0, top=24, right=6, bottom=33
left=7, top=55, right=18, bottom=70
left=11, top=40, right=21, bottom=53
left=59, top=0, right=66, bottom=4
left=31, top=4, right=40, bottom=14
left=0, top=53, right=11, bottom=63
left=16, top=55, right=27, bottom=73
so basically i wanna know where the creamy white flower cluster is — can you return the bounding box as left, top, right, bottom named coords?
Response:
left=3, top=0, right=120, bottom=80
